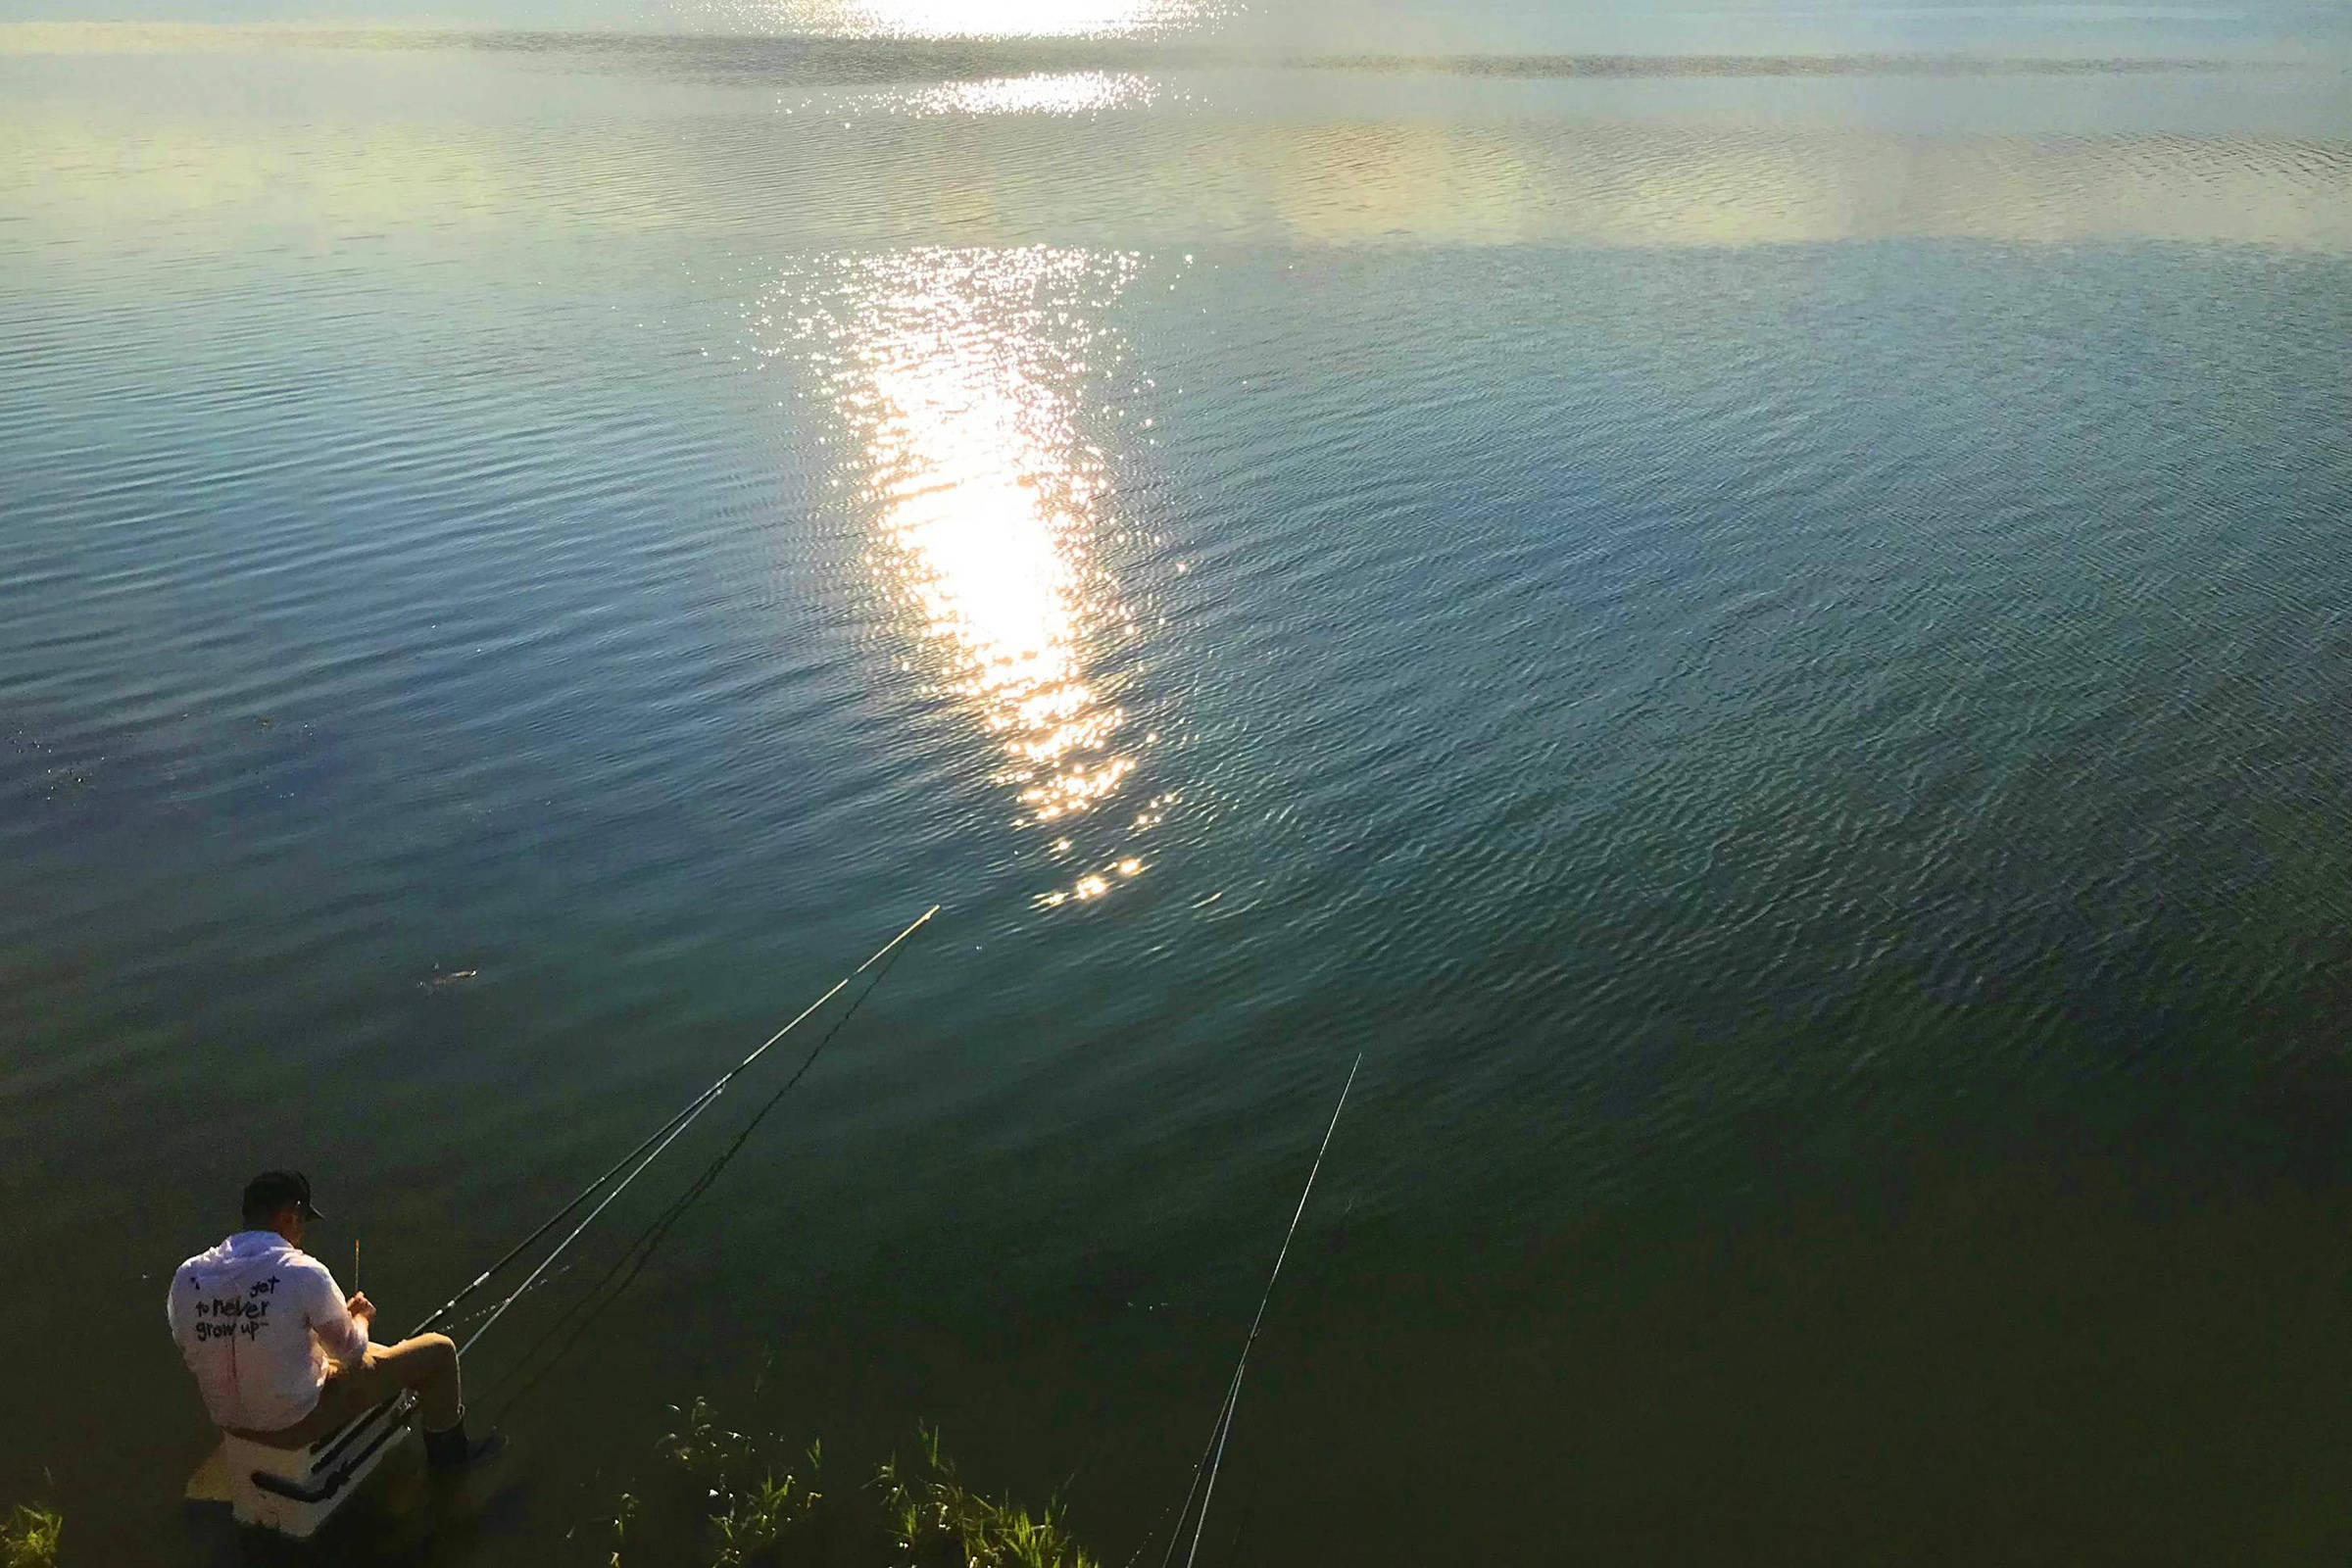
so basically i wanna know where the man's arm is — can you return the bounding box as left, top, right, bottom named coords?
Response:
left=303, top=1259, right=371, bottom=1364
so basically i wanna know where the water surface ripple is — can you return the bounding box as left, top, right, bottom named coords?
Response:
left=2, top=24, right=2350, bottom=1565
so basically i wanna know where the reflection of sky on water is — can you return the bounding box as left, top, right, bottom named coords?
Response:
left=8, top=31, right=2349, bottom=257
left=773, top=249, right=1162, bottom=908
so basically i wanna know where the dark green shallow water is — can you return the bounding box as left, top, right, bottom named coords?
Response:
left=3, top=22, right=2350, bottom=1564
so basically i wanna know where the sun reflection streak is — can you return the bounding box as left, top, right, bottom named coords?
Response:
left=791, top=248, right=1152, bottom=906
left=900, top=73, right=1161, bottom=117
left=700, top=0, right=1230, bottom=39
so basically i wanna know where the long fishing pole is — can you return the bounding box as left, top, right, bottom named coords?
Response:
left=480, top=926, right=920, bottom=1417
left=407, top=905, right=940, bottom=1340
left=1158, top=1054, right=1363, bottom=1568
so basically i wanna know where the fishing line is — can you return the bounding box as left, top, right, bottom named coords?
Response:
left=1156, top=1054, right=1362, bottom=1568
left=406, top=905, right=940, bottom=1343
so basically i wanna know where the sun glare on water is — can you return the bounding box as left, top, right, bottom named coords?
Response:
left=779, top=248, right=1159, bottom=909
left=906, top=73, right=1161, bottom=117
left=700, top=0, right=1229, bottom=39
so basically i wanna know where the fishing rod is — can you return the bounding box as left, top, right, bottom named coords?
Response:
left=479, top=923, right=921, bottom=1418
left=1156, top=1054, right=1363, bottom=1568
left=407, top=904, right=941, bottom=1342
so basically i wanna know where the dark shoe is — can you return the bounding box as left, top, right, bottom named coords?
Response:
left=423, top=1420, right=506, bottom=1471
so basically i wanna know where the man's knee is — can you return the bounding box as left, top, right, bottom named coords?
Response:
left=396, top=1332, right=458, bottom=1377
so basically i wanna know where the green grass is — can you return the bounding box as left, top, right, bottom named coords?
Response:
left=877, top=1426, right=1097, bottom=1568
left=1, top=1505, right=62, bottom=1568
left=597, top=1398, right=1097, bottom=1567
left=657, top=1398, right=824, bottom=1567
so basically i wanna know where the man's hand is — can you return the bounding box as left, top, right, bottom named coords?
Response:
left=347, top=1291, right=376, bottom=1325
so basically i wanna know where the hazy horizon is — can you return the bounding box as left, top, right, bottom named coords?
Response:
left=10, top=0, right=2350, bottom=58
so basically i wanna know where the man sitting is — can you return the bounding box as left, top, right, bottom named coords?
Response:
left=168, top=1170, right=499, bottom=1469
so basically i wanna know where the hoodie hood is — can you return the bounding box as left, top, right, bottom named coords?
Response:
left=181, top=1230, right=302, bottom=1292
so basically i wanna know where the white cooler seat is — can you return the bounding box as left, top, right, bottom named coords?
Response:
left=188, top=1393, right=416, bottom=1540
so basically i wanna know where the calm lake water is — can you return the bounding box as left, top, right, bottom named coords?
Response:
left=4, top=7, right=2351, bottom=1562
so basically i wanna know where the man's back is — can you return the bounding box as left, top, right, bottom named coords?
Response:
left=166, top=1231, right=364, bottom=1433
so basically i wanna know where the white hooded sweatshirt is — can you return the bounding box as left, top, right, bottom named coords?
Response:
left=167, top=1230, right=369, bottom=1433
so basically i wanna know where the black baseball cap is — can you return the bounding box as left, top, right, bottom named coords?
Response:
left=242, top=1169, right=325, bottom=1222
